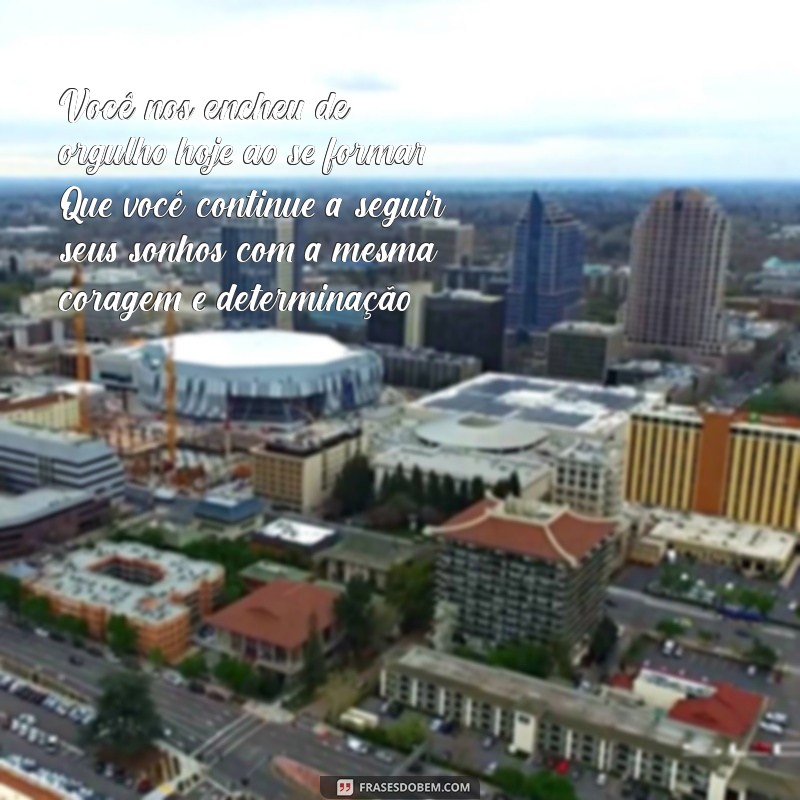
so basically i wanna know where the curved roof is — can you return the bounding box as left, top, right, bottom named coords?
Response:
left=159, top=330, right=357, bottom=368
left=415, top=414, right=547, bottom=452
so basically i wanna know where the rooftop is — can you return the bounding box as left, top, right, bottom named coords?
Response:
left=412, top=373, right=657, bottom=441
left=390, top=646, right=727, bottom=758
left=207, top=578, right=338, bottom=649
left=315, top=525, right=430, bottom=571
left=257, top=518, right=338, bottom=548
left=549, top=321, right=623, bottom=336
left=147, top=329, right=363, bottom=369
left=29, top=542, right=224, bottom=626
left=431, top=496, right=616, bottom=566
left=372, top=444, right=550, bottom=488
left=0, top=487, right=93, bottom=530
left=256, top=422, right=362, bottom=456
left=644, top=511, right=796, bottom=563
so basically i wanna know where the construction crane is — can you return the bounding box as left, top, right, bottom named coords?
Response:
left=70, top=261, right=90, bottom=434
left=163, top=301, right=178, bottom=471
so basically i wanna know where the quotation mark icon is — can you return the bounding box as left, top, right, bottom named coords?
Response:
left=337, top=778, right=355, bottom=797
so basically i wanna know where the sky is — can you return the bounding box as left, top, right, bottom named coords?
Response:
left=1, top=0, right=799, bottom=179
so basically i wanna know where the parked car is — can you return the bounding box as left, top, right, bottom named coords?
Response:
left=765, top=711, right=789, bottom=726
left=751, top=741, right=773, bottom=754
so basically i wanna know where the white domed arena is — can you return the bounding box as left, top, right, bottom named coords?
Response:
left=134, top=330, right=383, bottom=423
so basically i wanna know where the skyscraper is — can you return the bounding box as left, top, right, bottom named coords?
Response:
left=505, top=193, right=584, bottom=332
left=220, top=219, right=295, bottom=330
left=624, top=189, right=730, bottom=359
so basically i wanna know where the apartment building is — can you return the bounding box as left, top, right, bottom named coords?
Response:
left=432, top=496, right=616, bottom=651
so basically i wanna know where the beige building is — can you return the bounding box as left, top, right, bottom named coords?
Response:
left=251, top=424, right=364, bottom=514
left=625, top=189, right=730, bottom=361
left=631, top=510, right=796, bottom=577
left=406, top=218, right=474, bottom=267
left=0, top=391, right=79, bottom=431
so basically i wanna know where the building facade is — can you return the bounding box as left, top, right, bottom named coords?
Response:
left=625, top=190, right=730, bottom=360
left=423, top=291, right=506, bottom=371
left=551, top=439, right=624, bottom=519
left=251, top=425, right=364, bottom=514
left=432, top=497, right=616, bottom=651
left=505, top=193, right=585, bottom=333
left=546, top=322, right=624, bottom=383
left=220, top=220, right=295, bottom=330
left=0, top=392, right=79, bottom=431
left=365, top=281, right=432, bottom=349
left=367, top=345, right=481, bottom=391
left=379, top=648, right=793, bottom=800
left=625, top=406, right=800, bottom=531
left=0, top=421, right=124, bottom=502
left=406, top=218, right=474, bottom=268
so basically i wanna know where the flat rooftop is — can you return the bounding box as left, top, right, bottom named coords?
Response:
left=390, top=646, right=729, bottom=757
left=30, top=541, right=224, bottom=626
left=372, top=444, right=550, bottom=487
left=645, top=511, right=796, bottom=563
left=315, top=526, right=430, bottom=571
left=412, top=373, right=658, bottom=441
left=0, top=487, right=93, bottom=529
left=258, top=518, right=338, bottom=548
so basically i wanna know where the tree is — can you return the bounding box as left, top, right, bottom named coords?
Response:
left=426, top=472, right=442, bottom=510
left=410, top=466, right=425, bottom=505
left=106, top=614, right=138, bottom=656
left=587, top=616, right=619, bottom=665
left=334, top=577, right=375, bottom=659
left=457, top=480, right=471, bottom=509
left=493, top=765, right=527, bottom=795
left=525, top=770, right=577, bottom=800
left=56, top=614, right=89, bottom=640
left=147, top=648, right=167, bottom=669
left=332, top=455, right=374, bottom=516
left=20, top=596, right=53, bottom=627
left=441, top=474, right=458, bottom=515
left=388, top=464, right=409, bottom=497
left=746, top=639, right=779, bottom=671
left=178, top=652, right=208, bottom=680
left=470, top=476, right=485, bottom=503
left=320, top=670, right=361, bottom=721
left=385, top=716, right=427, bottom=751
left=656, top=618, right=685, bottom=639
left=492, top=479, right=511, bottom=499
left=0, top=574, right=21, bottom=613
left=385, top=560, right=435, bottom=633
left=300, top=615, right=327, bottom=697
left=82, top=672, right=162, bottom=758
left=507, top=471, right=522, bottom=497
left=488, top=641, right=553, bottom=679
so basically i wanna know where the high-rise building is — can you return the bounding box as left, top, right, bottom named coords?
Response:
left=625, top=189, right=730, bottom=360
left=406, top=219, right=474, bottom=267
left=546, top=321, right=624, bottom=383
left=505, top=193, right=585, bottom=333
left=220, top=220, right=295, bottom=330
left=424, top=290, right=506, bottom=371
left=365, top=281, right=432, bottom=348
left=432, top=496, right=616, bottom=651
left=625, top=406, right=800, bottom=531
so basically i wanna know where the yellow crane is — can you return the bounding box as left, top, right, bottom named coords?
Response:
left=163, top=302, right=178, bottom=470
left=70, top=261, right=90, bottom=434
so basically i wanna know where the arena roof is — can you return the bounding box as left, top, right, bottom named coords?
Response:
left=162, top=330, right=356, bottom=368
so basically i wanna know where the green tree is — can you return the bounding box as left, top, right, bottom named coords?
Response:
left=0, top=574, right=22, bottom=613
left=746, top=639, right=778, bottom=671
left=147, top=648, right=167, bottom=669
left=470, top=476, right=485, bottom=503
left=410, top=466, right=425, bottom=505
left=106, top=614, right=138, bottom=656
left=332, top=454, right=374, bottom=516
left=656, top=618, right=685, bottom=639
left=426, top=472, right=442, bottom=509
left=82, top=672, right=162, bottom=757
left=587, top=616, right=619, bottom=665
left=56, top=614, right=89, bottom=642
left=492, top=479, right=511, bottom=499
left=334, top=577, right=375, bottom=659
left=441, top=474, right=458, bottom=514
left=385, top=560, right=435, bottom=633
left=492, top=765, right=527, bottom=795
left=178, top=652, right=208, bottom=680
left=214, top=654, right=257, bottom=695
left=488, top=641, right=553, bottom=679
left=385, top=716, right=427, bottom=751
left=457, top=480, right=471, bottom=509
left=388, top=464, right=409, bottom=496
left=507, top=471, right=522, bottom=497
left=525, top=770, right=577, bottom=800
left=300, top=614, right=327, bottom=697
left=20, top=596, right=53, bottom=627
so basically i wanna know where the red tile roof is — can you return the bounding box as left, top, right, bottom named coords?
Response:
left=208, top=579, right=337, bottom=650
left=669, top=681, right=764, bottom=739
left=432, top=498, right=616, bottom=564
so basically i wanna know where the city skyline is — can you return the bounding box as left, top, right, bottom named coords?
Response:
left=1, top=0, right=799, bottom=179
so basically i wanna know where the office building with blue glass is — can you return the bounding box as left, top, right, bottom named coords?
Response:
left=505, top=193, right=585, bottom=333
